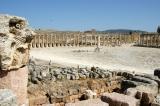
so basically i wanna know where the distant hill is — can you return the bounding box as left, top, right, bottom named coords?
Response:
left=97, top=29, right=147, bottom=34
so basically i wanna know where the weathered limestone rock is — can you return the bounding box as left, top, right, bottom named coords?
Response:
left=0, top=14, right=34, bottom=105
left=65, top=99, right=108, bottom=106
left=0, top=14, right=34, bottom=70
left=101, top=92, right=140, bottom=106
left=81, top=90, right=97, bottom=100
left=0, top=89, right=17, bottom=106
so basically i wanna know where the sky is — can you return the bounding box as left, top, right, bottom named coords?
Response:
left=0, top=0, right=160, bottom=32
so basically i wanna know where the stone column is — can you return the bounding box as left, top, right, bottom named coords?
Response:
left=154, top=34, right=157, bottom=47
left=37, top=34, right=40, bottom=48
left=69, top=34, right=72, bottom=47
left=74, top=34, right=76, bottom=46
left=107, top=35, right=109, bottom=46
left=147, top=35, right=149, bottom=46
left=118, top=34, right=120, bottom=46
left=47, top=34, right=49, bottom=47
left=32, top=36, right=36, bottom=48
left=65, top=34, right=68, bottom=46
left=41, top=35, right=44, bottom=48
left=150, top=35, right=153, bottom=47
left=98, top=35, right=100, bottom=47
left=57, top=34, right=60, bottom=47
left=63, top=33, right=65, bottom=46
left=50, top=34, right=53, bottom=47
left=60, top=34, right=62, bottom=46
left=0, top=15, right=35, bottom=106
left=85, top=34, right=87, bottom=46
left=80, top=33, right=83, bottom=46
left=90, top=35, right=92, bottom=46
left=102, top=35, right=105, bottom=46
left=39, top=35, right=41, bottom=48
left=94, top=35, right=97, bottom=46
left=140, top=35, right=143, bottom=46
left=156, top=34, right=159, bottom=47
left=77, top=33, right=80, bottom=46
left=54, top=34, right=57, bottom=47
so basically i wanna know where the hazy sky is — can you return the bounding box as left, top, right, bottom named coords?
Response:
left=0, top=0, right=160, bottom=32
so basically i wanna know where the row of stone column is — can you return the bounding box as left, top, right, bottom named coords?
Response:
left=138, top=34, right=160, bottom=47
left=31, top=33, right=139, bottom=48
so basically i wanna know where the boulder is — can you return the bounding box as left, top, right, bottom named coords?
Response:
left=101, top=92, right=139, bottom=106
left=81, top=90, right=97, bottom=100
left=79, top=73, right=86, bottom=79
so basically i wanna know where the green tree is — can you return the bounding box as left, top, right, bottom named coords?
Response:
left=157, top=26, right=160, bottom=33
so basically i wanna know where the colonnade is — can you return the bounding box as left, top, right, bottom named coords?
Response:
left=31, top=32, right=140, bottom=48
left=138, top=33, right=160, bottom=48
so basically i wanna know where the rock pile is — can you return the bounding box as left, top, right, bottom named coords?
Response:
left=28, top=61, right=113, bottom=84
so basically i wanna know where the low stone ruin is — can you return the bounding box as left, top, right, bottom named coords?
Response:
left=0, top=14, right=34, bottom=106
left=27, top=59, right=160, bottom=106
left=27, top=60, right=121, bottom=105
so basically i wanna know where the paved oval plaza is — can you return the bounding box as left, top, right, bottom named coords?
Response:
left=30, top=46, right=160, bottom=74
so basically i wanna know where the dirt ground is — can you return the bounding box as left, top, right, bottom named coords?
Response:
left=30, top=46, right=160, bottom=74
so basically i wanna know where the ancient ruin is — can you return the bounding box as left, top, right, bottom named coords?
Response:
left=0, top=14, right=160, bottom=106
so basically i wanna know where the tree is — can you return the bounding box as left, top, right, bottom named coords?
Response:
left=157, top=26, right=160, bottom=33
